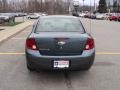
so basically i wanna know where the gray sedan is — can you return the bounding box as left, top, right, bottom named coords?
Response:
left=25, top=15, right=95, bottom=71
left=0, top=13, right=15, bottom=23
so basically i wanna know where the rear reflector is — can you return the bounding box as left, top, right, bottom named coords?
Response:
left=85, top=38, right=94, bottom=50
left=26, top=38, right=38, bottom=50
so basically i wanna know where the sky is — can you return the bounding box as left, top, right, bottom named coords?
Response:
left=73, top=0, right=100, bottom=6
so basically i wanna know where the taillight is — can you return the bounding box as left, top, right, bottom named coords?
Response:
left=85, top=38, right=94, bottom=50
left=26, top=38, right=38, bottom=50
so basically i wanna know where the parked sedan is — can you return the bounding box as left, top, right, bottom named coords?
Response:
left=79, top=13, right=86, bottom=17
left=118, top=17, right=120, bottom=22
left=89, top=14, right=96, bottom=19
left=27, top=13, right=40, bottom=19
left=104, top=13, right=112, bottom=20
left=0, top=13, right=15, bottom=23
left=84, top=13, right=91, bottom=18
left=109, top=15, right=119, bottom=21
left=25, top=15, right=95, bottom=71
left=72, top=11, right=79, bottom=17
left=96, top=14, right=104, bottom=20
left=0, top=15, right=7, bottom=23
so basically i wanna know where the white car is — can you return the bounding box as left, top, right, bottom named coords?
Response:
left=104, top=13, right=112, bottom=20
left=27, top=13, right=40, bottom=19
left=96, top=14, right=104, bottom=20
left=79, top=13, right=86, bottom=17
left=41, top=13, right=47, bottom=16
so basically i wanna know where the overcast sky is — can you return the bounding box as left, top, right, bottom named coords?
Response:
left=73, top=0, right=100, bottom=5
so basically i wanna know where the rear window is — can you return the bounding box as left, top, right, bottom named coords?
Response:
left=35, top=17, right=85, bottom=33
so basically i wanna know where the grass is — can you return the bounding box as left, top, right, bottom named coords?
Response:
left=0, top=22, right=23, bottom=26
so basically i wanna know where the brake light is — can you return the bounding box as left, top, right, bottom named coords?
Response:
left=26, top=38, right=38, bottom=50
left=85, top=38, right=94, bottom=50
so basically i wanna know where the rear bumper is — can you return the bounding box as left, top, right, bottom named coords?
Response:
left=26, top=49, right=95, bottom=70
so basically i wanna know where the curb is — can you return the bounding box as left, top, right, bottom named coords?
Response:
left=0, top=25, right=31, bottom=45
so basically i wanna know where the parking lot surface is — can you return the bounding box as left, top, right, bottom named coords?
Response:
left=0, top=18, right=120, bottom=90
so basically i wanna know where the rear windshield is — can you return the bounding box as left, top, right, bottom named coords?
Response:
left=35, top=17, right=85, bottom=33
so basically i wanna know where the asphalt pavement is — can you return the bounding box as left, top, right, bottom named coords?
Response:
left=0, top=18, right=120, bottom=90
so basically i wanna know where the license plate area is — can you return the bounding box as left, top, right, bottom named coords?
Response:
left=53, top=60, right=69, bottom=69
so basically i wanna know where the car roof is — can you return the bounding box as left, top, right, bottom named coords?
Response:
left=40, top=15, right=78, bottom=19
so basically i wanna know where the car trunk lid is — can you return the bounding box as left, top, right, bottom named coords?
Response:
left=35, top=32, right=87, bottom=56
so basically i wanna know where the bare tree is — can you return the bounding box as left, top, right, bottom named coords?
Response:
left=0, top=0, right=70, bottom=14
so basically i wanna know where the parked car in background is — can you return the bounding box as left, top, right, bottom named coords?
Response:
left=84, top=13, right=91, bottom=18
left=27, top=13, right=40, bottom=19
left=109, top=14, right=119, bottom=21
left=79, top=13, right=86, bottom=17
left=72, top=11, right=79, bottom=17
left=0, top=13, right=15, bottom=23
left=41, top=13, right=48, bottom=16
left=118, top=16, right=120, bottom=22
left=0, top=15, right=8, bottom=22
left=104, top=13, right=112, bottom=20
left=14, top=13, right=27, bottom=17
left=96, top=13, right=104, bottom=20
left=11, top=13, right=19, bottom=17
left=25, top=15, right=95, bottom=71
left=89, top=14, right=96, bottom=19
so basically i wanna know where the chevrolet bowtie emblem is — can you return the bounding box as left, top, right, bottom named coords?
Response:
left=58, top=41, right=66, bottom=46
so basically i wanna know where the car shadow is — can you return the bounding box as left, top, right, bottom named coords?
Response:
left=26, top=69, right=91, bottom=82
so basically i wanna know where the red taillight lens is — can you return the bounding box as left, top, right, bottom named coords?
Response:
left=26, top=38, right=38, bottom=50
left=85, top=38, right=94, bottom=50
